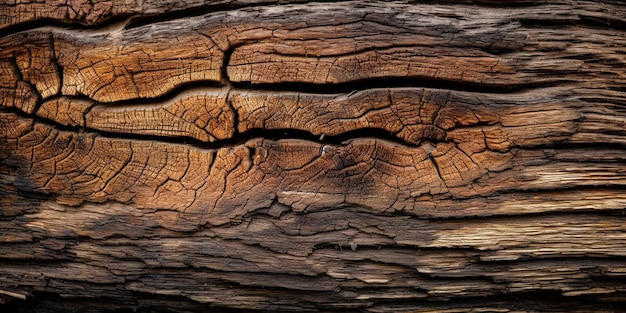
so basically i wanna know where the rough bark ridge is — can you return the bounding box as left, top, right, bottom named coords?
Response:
left=1, top=0, right=626, bottom=312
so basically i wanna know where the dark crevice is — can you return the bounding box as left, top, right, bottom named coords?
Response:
left=45, top=33, right=62, bottom=115
left=486, top=184, right=626, bottom=197
left=429, top=154, right=446, bottom=186
left=47, top=34, right=61, bottom=82
left=0, top=106, right=424, bottom=150
left=477, top=255, right=626, bottom=266
left=38, top=75, right=569, bottom=112
left=222, top=42, right=239, bottom=137
left=221, top=42, right=240, bottom=87
left=231, top=77, right=570, bottom=95
left=578, top=97, right=626, bottom=106
left=225, top=94, right=239, bottom=137
left=485, top=180, right=626, bottom=197
left=8, top=55, right=24, bottom=82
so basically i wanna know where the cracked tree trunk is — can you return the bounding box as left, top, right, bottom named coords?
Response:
left=1, top=1, right=626, bottom=312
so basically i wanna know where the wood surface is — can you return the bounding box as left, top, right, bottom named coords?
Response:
left=1, top=0, right=626, bottom=311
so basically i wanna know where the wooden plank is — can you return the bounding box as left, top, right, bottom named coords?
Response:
left=1, top=0, right=625, bottom=311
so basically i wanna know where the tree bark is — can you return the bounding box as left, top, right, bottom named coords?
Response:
left=1, top=0, right=626, bottom=311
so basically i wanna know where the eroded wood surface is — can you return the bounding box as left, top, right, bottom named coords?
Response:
left=1, top=0, right=625, bottom=311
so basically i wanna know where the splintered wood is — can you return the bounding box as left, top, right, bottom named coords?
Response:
left=1, top=1, right=626, bottom=312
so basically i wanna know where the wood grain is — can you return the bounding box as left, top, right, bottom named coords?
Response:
left=1, top=0, right=625, bottom=311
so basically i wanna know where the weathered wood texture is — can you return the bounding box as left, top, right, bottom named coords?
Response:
left=1, top=0, right=626, bottom=311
